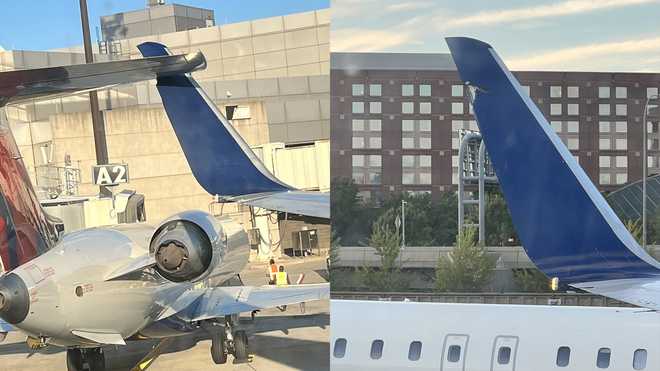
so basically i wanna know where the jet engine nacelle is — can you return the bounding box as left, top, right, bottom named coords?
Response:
left=150, top=210, right=249, bottom=284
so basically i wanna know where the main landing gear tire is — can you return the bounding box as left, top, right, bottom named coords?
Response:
left=233, top=330, right=249, bottom=361
left=66, top=348, right=105, bottom=371
left=211, top=331, right=228, bottom=364
left=66, top=349, right=83, bottom=371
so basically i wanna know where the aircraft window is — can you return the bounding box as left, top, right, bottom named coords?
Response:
left=498, top=346, right=512, bottom=365
left=556, top=346, right=571, bottom=367
left=370, top=340, right=384, bottom=360
left=333, top=338, right=347, bottom=358
left=408, top=341, right=422, bottom=361
left=447, top=345, right=461, bottom=362
left=633, top=349, right=647, bottom=370
left=597, top=348, right=611, bottom=368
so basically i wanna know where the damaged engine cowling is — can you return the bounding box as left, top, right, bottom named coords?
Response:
left=150, top=210, right=249, bottom=284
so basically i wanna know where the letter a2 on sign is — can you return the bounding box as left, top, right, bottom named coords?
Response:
left=92, top=164, right=129, bottom=186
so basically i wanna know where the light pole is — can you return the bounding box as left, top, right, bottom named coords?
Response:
left=642, top=94, right=658, bottom=250
left=401, top=199, right=407, bottom=248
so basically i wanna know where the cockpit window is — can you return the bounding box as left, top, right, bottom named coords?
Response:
left=370, top=340, right=384, bottom=360
left=333, top=338, right=347, bottom=358
left=408, top=341, right=422, bottom=361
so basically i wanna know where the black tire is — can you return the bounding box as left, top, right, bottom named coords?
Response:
left=211, top=331, right=227, bottom=364
left=233, top=330, right=249, bottom=361
left=66, top=349, right=84, bottom=371
left=87, top=348, right=106, bottom=371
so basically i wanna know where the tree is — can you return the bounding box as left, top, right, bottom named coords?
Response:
left=330, top=178, right=359, bottom=242
left=435, top=227, right=495, bottom=292
left=485, top=188, right=518, bottom=246
left=624, top=219, right=642, bottom=245
left=513, top=268, right=552, bottom=292
left=359, top=219, right=409, bottom=291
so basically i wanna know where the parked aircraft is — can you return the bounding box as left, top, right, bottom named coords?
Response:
left=332, top=300, right=660, bottom=370
left=446, top=36, right=660, bottom=310
left=138, top=42, right=329, bottom=220
left=0, top=47, right=328, bottom=371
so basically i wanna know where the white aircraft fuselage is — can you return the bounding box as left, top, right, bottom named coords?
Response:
left=331, top=300, right=660, bottom=371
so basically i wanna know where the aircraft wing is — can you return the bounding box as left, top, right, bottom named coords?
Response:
left=0, top=51, right=205, bottom=107
left=447, top=37, right=660, bottom=309
left=229, top=191, right=329, bottom=219
left=137, top=42, right=329, bottom=220
left=189, top=283, right=329, bottom=322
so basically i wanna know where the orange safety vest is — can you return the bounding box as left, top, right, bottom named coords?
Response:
left=269, top=264, right=278, bottom=279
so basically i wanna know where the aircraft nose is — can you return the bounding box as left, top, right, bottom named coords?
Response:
left=0, top=273, right=29, bottom=324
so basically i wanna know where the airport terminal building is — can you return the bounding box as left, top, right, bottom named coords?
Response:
left=331, top=52, right=660, bottom=202
left=0, top=3, right=330, bottom=259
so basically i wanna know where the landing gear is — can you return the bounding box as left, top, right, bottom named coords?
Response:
left=206, top=316, right=250, bottom=364
left=66, top=348, right=105, bottom=371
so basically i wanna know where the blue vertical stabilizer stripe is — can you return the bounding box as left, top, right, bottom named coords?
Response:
left=137, top=42, right=291, bottom=196
left=446, top=37, right=660, bottom=283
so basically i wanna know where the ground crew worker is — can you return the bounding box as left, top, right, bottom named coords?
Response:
left=268, top=259, right=278, bottom=284
left=276, top=265, right=289, bottom=286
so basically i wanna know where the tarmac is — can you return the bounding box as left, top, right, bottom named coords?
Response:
left=0, top=256, right=329, bottom=371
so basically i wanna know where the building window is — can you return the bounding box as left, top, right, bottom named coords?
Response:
left=352, top=84, right=364, bottom=96
left=599, top=104, right=611, bottom=116
left=599, top=121, right=610, bottom=133
left=402, top=102, right=414, bottom=114
left=402, top=155, right=432, bottom=184
left=369, top=137, right=381, bottom=149
left=420, top=84, right=431, bottom=97
left=402, top=120, right=432, bottom=149
left=419, top=119, right=431, bottom=132
left=352, top=119, right=364, bottom=131
left=567, top=86, right=579, bottom=98
left=369, top=119, right=381, bottom=131
left=370, top=101, right=381, bottom=114
left=615, top=138, right=627, bottom=150
left=567, top=104, right=579, bottom=115
left=615, top=121, right=627, bottom=133
left=352, top=155, right=365, bottom=167
left=521, top=85, right=530, bottom=96
left=452, top=84, right=463, bottom=97
left=370, top=340, right=384, bottom=360
left=616, top=86, right=627, bottom=99
left=616, top=156, right=627, bottom=168
left=370, top=84, right=382, bottom=96
left=447, top=345, right=461, bottom=362
left=352, top=102, right=364, bottom=114
left=648, top=87, right=658, bottom=98
left=599, top=86, right=611, bottom=99
left=633, top=349, right=647, bottom=370
left=402, top=137, right=414, bottom=149
left=567, top=138, right=579, bottom=150
left=420, top=102, right=432, bottom=114
left=600, top=173, right=611, bottom=184
left=551, top=104, right=562, bottom=116
left=550, top=86, right=562, bottom=98
left=419, top=137, right=431, bottom=149
left=599, top=138, right=611, bottom=150
left=551, top=121, right=562, bottom=133
left=352, top=137, right=364, bottom=148
left=599, top=156, right=611, bottom=168
left=352, top=155, right=383, bottom=185
left=616, top=104, right=627, bottom=116
left=452, top=102, right=464, bottom=114
left=402, top=84, right=414, bottom=96
left=402, top=119, right=414, bottom=131
left=556, top=347, right=571, bottom=367
left=567, top=121, right=579, bottom=133
left=333, top=338, right=347, bottom=358
left=408, top=341, right=422, bottom=361
left=419, top=172, right=431, bottom=184
left=616, top=173, right=628, bottom=184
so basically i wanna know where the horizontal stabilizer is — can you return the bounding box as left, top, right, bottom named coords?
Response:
left=446, top=37, right=660, bottom=285
left=230, top=191, right=330, bottom=219
left=137, top=42, right=292, bottom=197
left=71, top=330, right=126, bottom=345
left=0, top=51, right=205, bottom=107
left=191, top=283, right=329, bottom=321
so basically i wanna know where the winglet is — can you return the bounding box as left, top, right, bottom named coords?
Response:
left=446, top=37, right=660, bottom=283
left=136, top=42, right=292, bottom=196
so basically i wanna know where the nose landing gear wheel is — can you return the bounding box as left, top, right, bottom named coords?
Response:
left=233, top=330, right=249, bottom=362
left=210, top=331, right=227, bottom=364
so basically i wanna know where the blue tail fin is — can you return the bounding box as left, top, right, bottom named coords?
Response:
left=446, top=37, right=660, bottom=283
left=137, top=42, right=291, bottom=197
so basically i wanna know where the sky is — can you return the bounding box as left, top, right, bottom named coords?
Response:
left=331, top=0, right=660, bottom=72
left=0, top=0, right=329, bottom=51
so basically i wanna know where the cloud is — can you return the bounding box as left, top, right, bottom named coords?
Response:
left=507, top=36, right=660, bottom=71
left=444, top=0, right=659, bottom=28
left=385, top=1, right=435, bottom=12
left=331, top=28, right=415, bottom=52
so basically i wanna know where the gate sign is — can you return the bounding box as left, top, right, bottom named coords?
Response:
left=92, top=164, right=129, bottom=186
